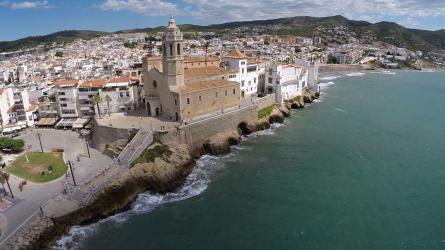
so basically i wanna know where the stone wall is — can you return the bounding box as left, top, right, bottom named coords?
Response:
left=179, top=105, right=259, bottom=154
left=256, top=94, right=276, bottom=110
left=91, top=119, right=135, bottom=152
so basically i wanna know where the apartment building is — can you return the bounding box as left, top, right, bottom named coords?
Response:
left=224, top=49, right=260, bottom=97
left=53, top=79, right=80, bottom=119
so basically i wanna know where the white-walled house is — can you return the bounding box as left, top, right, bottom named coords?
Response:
left=96, top=76, right=139, bottom=115
left=225, top=49, right=260, bottom=97
left=265, top=63, right=308, bottom=104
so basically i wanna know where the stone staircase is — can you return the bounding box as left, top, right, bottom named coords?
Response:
left=68, top=128, right=154, bottom=205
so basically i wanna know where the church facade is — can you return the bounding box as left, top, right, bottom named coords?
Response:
left=143, top=17, right=240, bottom=122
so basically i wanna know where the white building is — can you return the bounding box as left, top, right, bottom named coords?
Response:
left=225, top=49, right=260, bottom=97
left=96, top=76, right=139, bottom=115
left=0, top=88, right=14, bottom=130
left=265, top=63, right=308, bottom=104
left=53, top=79, right=80, bottom=119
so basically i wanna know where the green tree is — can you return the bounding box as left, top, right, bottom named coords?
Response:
left=203, top=41, right=211, bottom=66
left=91, top=95, right=103, bottom=119
left=0, top=138, right=25, bottom=153
left=104, top=95, right=112, bottom=116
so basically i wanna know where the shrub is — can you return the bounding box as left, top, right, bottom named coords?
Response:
left=0, top=138, right=25, bottom=153
left=132, top=145, right=173, bottom=167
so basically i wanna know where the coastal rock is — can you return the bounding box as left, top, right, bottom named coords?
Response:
left=291, top=101, right=303, bottom=109
left=279, top=105, right=291, bottom=117
left=54, top=142, right=194, bottom=233
left=203, top=130, right=241, bottom=155
left=303, top=90, right=313, bottom=103
left=314, top=92, right=320, bottom=99
left=238, top=119, right=270, bottom=136
left=268, top=106, right=285, bottom=124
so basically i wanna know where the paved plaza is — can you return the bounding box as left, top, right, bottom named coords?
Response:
left=0, top=129, right=112, bottom=244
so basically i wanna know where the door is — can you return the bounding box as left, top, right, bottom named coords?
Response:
left=146, top=102, right=151, bottom=116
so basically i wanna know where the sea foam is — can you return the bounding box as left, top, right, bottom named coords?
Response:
left=345, top=72, right=365, bottom=77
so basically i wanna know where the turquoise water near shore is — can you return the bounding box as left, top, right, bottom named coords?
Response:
left=59, top=70, right=445, bottom=250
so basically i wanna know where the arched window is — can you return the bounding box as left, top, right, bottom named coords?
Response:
left=153, top=80, right=157, bottom=88
left=177, top=44, right=181, bottom=55
left=170, top=44, right=173, bottom=56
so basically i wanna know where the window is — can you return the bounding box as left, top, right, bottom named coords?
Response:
left=186, top=98, right=190, bottom=105
left=177, top=44, right=181, bottom=55
left=241, top=61, right=246, bottom=65
left=174, top=99, right=177, bottom=105
left=120, top=92, right=124, bottom=98
left=242, top=68, right=245, bottom=74
left=170, top=44, right=173, bottom=56
left=233, top=89, right=236, bottom=95
left=198, top=96, right=202, bottom=102
left=126, top=92, right=130, bottom=97
left=241, top=81, right=245, bottom=87
left=61, top=104, right=67, bottom=107
left=225, top=90, right=228, bottom=96
left=59, top=92, right=65, bottom=96
left=215, top=92, right=218, bottom=98
left=153, top=80, right=157, bottom=88
left=254, top=78, right=257, bottom=83
left=268, top=78, right=273, bottom=84
left=269, top=69, right=273, bottom=75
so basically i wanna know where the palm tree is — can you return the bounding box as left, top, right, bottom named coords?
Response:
left=204, top=41, right=210, bottom=66
left=91, top=95, right=103, bottom=119
left=104, top=95, right=112, bottom=116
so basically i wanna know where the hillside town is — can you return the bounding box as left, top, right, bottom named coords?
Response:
left=1, top=14, right=444, bottom=249
left=0, top=16, right=326, bottom=134
left=0, top=16, right=325, bottom=249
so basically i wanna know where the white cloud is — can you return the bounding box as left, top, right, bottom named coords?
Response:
left=99, top=0, right=191, bottom=16
left=98, top=0, right=445, bottom=25
left=0, top=0, right=51, bottom=9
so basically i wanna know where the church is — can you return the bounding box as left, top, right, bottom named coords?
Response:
left=142, top=17, right=240, bottom=123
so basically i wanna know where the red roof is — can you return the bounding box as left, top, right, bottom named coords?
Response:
left=80, top=79, right=107, bottom=88
left=53, top=79, right=80, bottom=87
left=107, top=76, right=131, bottom=84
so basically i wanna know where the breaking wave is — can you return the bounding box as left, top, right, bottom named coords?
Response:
left=345, top=72, right=365, bottom=77
left=319, top=75, right=340, bottom=81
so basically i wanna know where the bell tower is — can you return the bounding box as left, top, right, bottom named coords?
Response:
left=162, top=16, right=184, bottom=90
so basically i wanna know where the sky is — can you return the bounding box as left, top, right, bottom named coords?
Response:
left=1, top=0, right=445, bottom=41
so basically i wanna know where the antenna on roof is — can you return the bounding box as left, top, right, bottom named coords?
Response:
left=169, top=0, right=174, bottom=19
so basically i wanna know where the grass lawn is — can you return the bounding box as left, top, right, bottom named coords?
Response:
left=5, top=152, right=67, bottom=183
left=258, top=105, right=275, bottom=119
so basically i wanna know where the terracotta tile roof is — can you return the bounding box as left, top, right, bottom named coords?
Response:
left=177, top=80, right=238, bottom=94
left=224, top=49, right=247, bottom=59
left=107, top=76, right=131, bottom=84
left=53, top=79, right=80, bottom=87
left=184, top=56, right=220, bottom=63
left=184, top=66, right=228, bottom=80
left=80, top=79, right=107, bottom=88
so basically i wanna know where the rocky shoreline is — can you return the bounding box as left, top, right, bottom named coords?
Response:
left=4, top=89, right=320, bottom=250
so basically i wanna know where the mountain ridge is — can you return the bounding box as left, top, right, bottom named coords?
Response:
left=1, top=15, right=444, bottom=53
